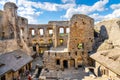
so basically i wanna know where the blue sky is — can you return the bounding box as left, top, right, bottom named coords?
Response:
left=0, top=0, right=120, bottom=24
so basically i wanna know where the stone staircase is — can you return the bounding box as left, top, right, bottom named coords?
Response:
left=82, top=76, right=108, bottom=80
left=82, top=67, right=107, bottom=80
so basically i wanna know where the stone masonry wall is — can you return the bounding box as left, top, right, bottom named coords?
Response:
left=43, top=14, right=94, bottom=70
left=0, top=39, right=18, bottom=53
left=68, top=14, right=94, bottom=65
left=43, top=51, right=83, bottom=70
left=68, top=14, right=94, bottom=52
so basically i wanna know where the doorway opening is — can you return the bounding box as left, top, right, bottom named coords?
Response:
left=63, top=60, right=68, bottom=68
left=70, top=59, right=75, bottom=67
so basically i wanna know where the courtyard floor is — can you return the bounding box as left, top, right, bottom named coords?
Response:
left=40, top=68, right=89, bottom=80
left=32, top=56, right=43, bottom=69
left=21, top=57, right=89, bottom=80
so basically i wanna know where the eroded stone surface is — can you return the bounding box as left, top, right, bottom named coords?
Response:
left=95, top=19, right=120, bottom=51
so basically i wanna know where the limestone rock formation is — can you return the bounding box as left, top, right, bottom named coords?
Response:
left=95, top=18, right=120, bottom=51
left=97, top=40, right=113, bottom=51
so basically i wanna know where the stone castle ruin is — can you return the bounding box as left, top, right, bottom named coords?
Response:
left=0, top=2, right=120, bottom=80
left=42, top=14, right=94, bottom=71
left=0, top=2, right=33, bottom=80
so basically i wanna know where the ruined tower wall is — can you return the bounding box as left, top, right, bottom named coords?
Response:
left=28, top=22, right=69, bottom=48
left=0, top=2, right=31, bottom=54
left=67, top=14, right=94, bottom=65
left=0, top=2, right=19, bottom=53
left=3, top=2, right=18, bottom=39
left=68, top=14, right=94, bottom=52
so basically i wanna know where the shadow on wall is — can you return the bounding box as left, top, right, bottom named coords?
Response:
left=93, top=25, right=108, bottom=53
left=100, top=25, right=108, bottom=41
left=98, top=66, right=102, bottom=77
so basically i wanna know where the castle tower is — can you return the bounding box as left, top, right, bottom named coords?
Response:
left=2, top=2, right=18, bottom=39
left=68, top=14, right=94, bottom=65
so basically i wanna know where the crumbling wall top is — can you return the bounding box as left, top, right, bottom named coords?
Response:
left=18, top=16, right=28, bottom=25
left=4, top=2, right=18, bottom=10
left=70, top=14, right=94, bottom=24
left=48, top=21, right=69, bottom=26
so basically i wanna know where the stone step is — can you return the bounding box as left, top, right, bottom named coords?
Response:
left=82, top=76, right=109, bottom=80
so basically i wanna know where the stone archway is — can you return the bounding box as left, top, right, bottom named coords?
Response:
left=63, top=60, right=68, bottom=69
left=70, top=59, right=75, bottom=67
left=77, top=57, right=83, bottom=68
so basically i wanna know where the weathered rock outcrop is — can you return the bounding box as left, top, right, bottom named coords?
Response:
left=94, top=18, right=120, bottom=51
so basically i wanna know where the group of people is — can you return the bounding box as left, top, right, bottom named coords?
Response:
left=13, top=70, right=32, bottom=80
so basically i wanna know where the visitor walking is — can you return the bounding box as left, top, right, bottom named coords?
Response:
left=28, top=74, right=32, bottom=80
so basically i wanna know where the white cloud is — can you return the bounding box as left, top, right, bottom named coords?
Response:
left=57, top=3, right=76, bottom=10
left=104, top=9, right=120, bottom=19
left=89, top=13, right=104, bottom=21
left=18, top=6, right=43, bottom=24
left=111, top=3, right=120, bottom=9
left=31, top=2, right=76, bottom=11
left=0, top=0, right=77, bottom=23
left=100, top=3, right=120, bottom=21
left=63, top=0, right=109, bottom=19
left=1, top=0, right=119, bottom=24
left=0, top=0, right=8, bottom=9
left=0, top=0, right=7, bottom=5
left=61, top=8, right=79, bottom=19
left=36, top=2, right=58, bottom=11
left=89, top=6, right=120, bottom=23
left=61, top=0, right=75, bottom=3
left=91, top=0, right=108, bottom=11
left=9, top=0, right=17, bottom=3
left=0, top=0, right=43, bottom=24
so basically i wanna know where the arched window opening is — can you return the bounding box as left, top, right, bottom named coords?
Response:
left=20, top=29, right=23, bottom=36
left=48, top=29, right=53, bottom=37
left=49, top=39, right=53, bottom=47
left=39, top=29, right=44, bottom=37
left=66, top=28, right=70, bottom=34
left=20, top=28, right=24, bottom=38
left=31, top=29, right=35, bottom=37
left=59, top=27, right=64, bottom=36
